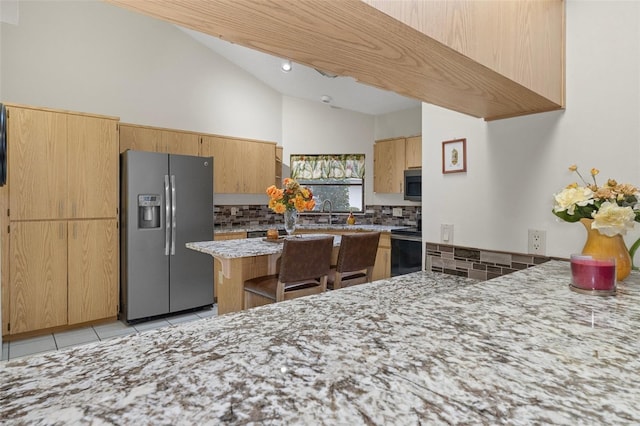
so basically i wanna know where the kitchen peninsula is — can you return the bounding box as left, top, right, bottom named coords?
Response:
left=1, top=261, right=639, bottom=424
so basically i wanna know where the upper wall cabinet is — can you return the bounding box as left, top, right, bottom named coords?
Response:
left=120, top=123, right=199, bottom=156
left=121, top=123, right=276, bottom=194
left=404, top=136, right=421, bottom=169
left=374, top=136, right=421, bottom=193
left=201, top=135, right=276, bottom=194
left=8, top=105, right=118, bottom=221
left=106, top=0, right=564, bottom=120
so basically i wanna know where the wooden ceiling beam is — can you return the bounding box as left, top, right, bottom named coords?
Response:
left=105, top=0, right=563, bottom=120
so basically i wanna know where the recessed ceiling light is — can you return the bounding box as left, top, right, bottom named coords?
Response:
left=281, top=60, right=292, bottom=72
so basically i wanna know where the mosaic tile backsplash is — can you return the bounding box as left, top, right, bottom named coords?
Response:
left=214, top=205, right=421, bottom=229
left=426, top=242, right=553, bottom=281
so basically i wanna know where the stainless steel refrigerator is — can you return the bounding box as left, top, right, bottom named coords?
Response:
left=121, top=150, right=214, bottom=322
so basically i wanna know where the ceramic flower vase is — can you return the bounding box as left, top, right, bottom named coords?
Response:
left=580, top=218, right=631, bottom=281
left=284, top=209, right=298, bottom=236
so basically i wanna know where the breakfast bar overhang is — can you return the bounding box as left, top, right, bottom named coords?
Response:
left=1, top=261, right=639, bottom=423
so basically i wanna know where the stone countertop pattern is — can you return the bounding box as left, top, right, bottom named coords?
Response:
left=187, top=234, right=342, bottom=259
left=214, top=224, right=403, bottom=234
left=2, top=261, right=640, bottom=424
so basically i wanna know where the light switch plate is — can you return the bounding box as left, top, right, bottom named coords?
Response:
left=441, top=224, right=454, bottom=244
left=392, top=207, right=403, bottom=217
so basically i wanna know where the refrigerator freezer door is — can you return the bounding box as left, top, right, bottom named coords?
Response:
left=122, top=150, right=170, bottom=320
left=168, top=154, right=214, bottom=312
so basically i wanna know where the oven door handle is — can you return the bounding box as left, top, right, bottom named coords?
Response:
left=391, top=235, right=423, bottom=243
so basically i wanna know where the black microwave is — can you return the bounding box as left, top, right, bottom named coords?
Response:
left=404, top=169, right=422, bottom=201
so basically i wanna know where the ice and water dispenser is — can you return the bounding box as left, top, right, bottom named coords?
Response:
left=138, top=194, right=161, bottom=229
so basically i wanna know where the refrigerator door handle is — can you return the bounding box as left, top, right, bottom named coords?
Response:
left=164, top=174, right=171, bottom=256
left=171, top=174, right=177, bottom=255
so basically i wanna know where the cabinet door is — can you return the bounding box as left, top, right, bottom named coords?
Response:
left=68, top=219, right=118, bottom=324
left=374, top=138, right=405, bottom=193
left=8, top=107, right=67, bottom=220
left=201, top=136, right=242, bottom=193
left=372, top=233, right=392, bottom=281
left=243, top=141, right=275, bottom=193
left=10, top=221, right=68, bottom=334
left=67, top=115, right=118, bottom=219
left=119, top=125, right=164, bottom=153
left=1, top=185, right=9, bottom=335
left=163, top=130, right=199, bottom=156
left=405, top=136, right=422, bottom=169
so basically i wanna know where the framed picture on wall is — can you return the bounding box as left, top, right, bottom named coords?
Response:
left=442, top=138, right=467, bottom=174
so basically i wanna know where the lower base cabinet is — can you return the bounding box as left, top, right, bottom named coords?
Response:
left=68, top=220, right=118, bottom=325
left=8, top=219, right=118, bottom=335
left=372, top=233, right=391, bottom=281
left=10, top=221, right=68, bottom=334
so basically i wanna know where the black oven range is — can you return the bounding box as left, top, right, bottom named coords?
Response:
left=390, top=227, right=422, bottom=276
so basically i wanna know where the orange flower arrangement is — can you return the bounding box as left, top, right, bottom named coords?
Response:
left=266, top=178, right=315, bottom=214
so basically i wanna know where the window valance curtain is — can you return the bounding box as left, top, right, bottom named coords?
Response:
left=290, top=154, right=365, bottom=180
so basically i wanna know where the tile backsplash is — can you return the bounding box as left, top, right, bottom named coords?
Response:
left=214, top=204, right=421, bottom=229
left=426, top=242, right=553, bottom=281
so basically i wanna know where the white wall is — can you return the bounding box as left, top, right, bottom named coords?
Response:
left=423, top=0, right=640, bottom=259
left=0, top=0, right=282, bottom=141
left=374, top=107, right=421, bottom=141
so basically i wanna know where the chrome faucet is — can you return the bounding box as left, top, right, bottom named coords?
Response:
left=321, top=199, right=333, bottom=225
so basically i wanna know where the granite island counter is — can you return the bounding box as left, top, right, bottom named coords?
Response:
left=1, top=261, right=639, bottom=424
left=187, top=234, right=342, bottom=314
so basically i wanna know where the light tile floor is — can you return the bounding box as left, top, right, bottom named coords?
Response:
left=1, top=305, right=218, bottom=361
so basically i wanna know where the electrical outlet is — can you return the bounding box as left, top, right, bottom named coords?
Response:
left=392, top=207, right=403, bottom=217
left=230, top=207, right=238, bottom=216
left=528, top=229, right=546, bottom=255
left=441, top=224, right=454, bottom=244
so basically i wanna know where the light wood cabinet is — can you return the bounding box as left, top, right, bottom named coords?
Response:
left=121, top=123, right=276, bottom=194
left=10, top=221, right=68, bottom=334
left=405, top=136, right=422, bottom=169
left=201, top=135, right=276, bottom=194
left=373, top=136, right=422, bottom=193
left=372, top=233, right=391, bottom=281
left=67, top=114, right=119, bottom=219
left=374, top=138, right=405, bottom=193
left=119, top=123, right=200, bottom=156
left=2, top=104, right=120, bottom=337
left=8, top=107, right=118, bottom=220
left=8, top=107, right=67, bottom=220
left=67, top=220, right=119, bottom=325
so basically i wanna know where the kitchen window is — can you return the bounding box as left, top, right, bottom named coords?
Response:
left=291, top=154, right=365, bottom=213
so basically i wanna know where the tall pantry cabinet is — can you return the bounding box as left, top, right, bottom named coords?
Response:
left=1, top=104, right=119, bottom=336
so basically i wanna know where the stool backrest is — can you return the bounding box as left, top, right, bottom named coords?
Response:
left=279, top=236, right=334, bottom=283
left=336, top=232, right=381, bottom=274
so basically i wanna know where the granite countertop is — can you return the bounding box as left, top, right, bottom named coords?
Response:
left=2, top=261, right=639, bottom=424
left=214, top=223, right=403, bottom=234
left=188, top=234, right=342, bottom=259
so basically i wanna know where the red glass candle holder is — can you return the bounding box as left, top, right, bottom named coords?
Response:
left=570, top=254, right=616, bottom=296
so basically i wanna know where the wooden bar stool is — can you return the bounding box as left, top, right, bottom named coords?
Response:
left=328, top=232, right=380, bottom=290
left=243, top=236, right=334, bottom=309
